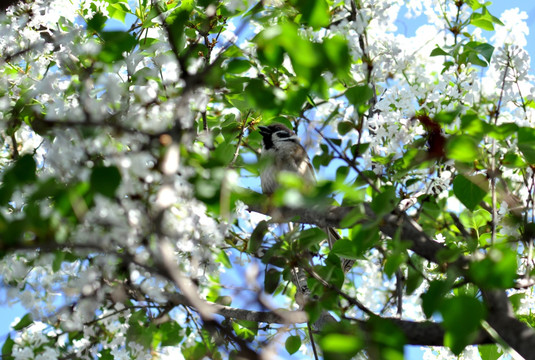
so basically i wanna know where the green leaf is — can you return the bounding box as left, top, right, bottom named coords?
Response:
left=460, top=113, right=492, bottom=137
left=348, top=224, right=379, bottom=257
left=323, top=35, right=350, bottom=77
left=165, top=7, right=190, bottom=52
left=446, top=135, right=479, bottom=162
left=367, top=316, right=406, bottom=356
left=470, top=13, right=494, bottom=31
left=158, top=321, right=183, bottom=347
left=509, top=293, right=525, bottom=313
left=320, top=333, right=362, bottom=356
left=479, top=344, right=502, bottom=360
left=421, top=279, right=451, bottom=318
left=459, top=42, right=494, bottom=67
left=86, top=12, right=107, bottom=32
left=212, top=141, right=236, bottom=165
left=294, top=0, right=330, bottom=29
left=226, top=59, right=251, bottom=74
left=466, top=0, right=486, bottom=10
left=1, top=335, right=14, bottom=358
left=298, top=227, right=326, bottom=249
left=107, top=2, right=130, bottom=23
left=217, top=249, right=232, bottom=269
left=256, top=29, right=284, bottom=67
left=440, top=295, right=486, bottom=355
left=470, top=7, right=504, bottom=31
left=345, top=85, right=373, bottom=107
left=331, top=239, right=358, bottom=259
left=284, top=87, right=309, bottom=114
left=247, top=220, right=268, bottom=254
left=370, top=186, right=397, bottom=216
left=430, top=46, right=449, bottom=57
left=350, top=143, right=370, bottom=158
left=285, top=335, right=302, bottom=355
left=471, top=42, right=494, bottom=63
left=244, top=79, right=277, bottom=110
left=406, top=255, right=424, bottom=295
left=90, top=166, right=122, bottom=198
left=468, top=247, right=517, bottom=288
left=489, top=123, right=518, bottom=140
left=127, top=311, right=156, bottom=348
left=459, top=209, right=491, bottom=232
left=315, top=256, right=345, bottom=290
left=518, top=127, right=535, bottom=164
left=434, top=109, right=461, bottom=124
left=384, top=252, right=406, bottom=278
left=10, top=154, right=37, bottom=184
left=233, top=320, right=258, bottom=340
left=264, top=268, right=280, bottom=294
left=337, top=121, right=354, bottom=135
left=453, top=174, right=488, bottom=211
left=99, top=31, right=137, bottom=62
left=52, top=251, right=66, bottom=272
left=13, top=313, right=33, bottom=331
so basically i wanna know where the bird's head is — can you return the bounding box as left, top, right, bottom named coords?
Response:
left=258, top=123, right=298, bottom=150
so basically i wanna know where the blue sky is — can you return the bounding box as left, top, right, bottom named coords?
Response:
left=1, top=1, right=535, bottom=359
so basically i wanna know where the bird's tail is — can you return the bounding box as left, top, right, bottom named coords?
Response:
left=325, top=227, right=355, bottom=273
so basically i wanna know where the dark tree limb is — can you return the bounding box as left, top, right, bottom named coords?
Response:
left=246, top=200, right=467, bottom=266
left=167, top=292, right=308, bottom=324
left=482, top=290, right=535, bottom=360
left=0, top=0, right=18, bottom=12
left=168, top=291, right=494, bottom=346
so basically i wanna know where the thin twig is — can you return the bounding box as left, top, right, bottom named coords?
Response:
left=307, top=322, right=320, bottom=360
left=230, top=110, right=251, bottom=166
left=313, top=125, right=381, bottom=194
left=491, top=49, right=511, bottom=245
left=301, top=261, right=374, bottom=316
left=10, top=132, right=19, bottom=159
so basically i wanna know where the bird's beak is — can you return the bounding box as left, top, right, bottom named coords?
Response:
left=258, top=126, right=270, bottom=137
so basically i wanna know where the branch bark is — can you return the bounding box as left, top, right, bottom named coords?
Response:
left=482, top=290, right=535, bottom=360
left=167, top=291, right=494, bottom=346
left=167, top=292, right=308, bottom=324
left=246, top=200, right=466, bottom=266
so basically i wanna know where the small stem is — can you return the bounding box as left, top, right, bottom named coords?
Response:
left=307, top=322, right=319, bottom=360
left=202, top=111, right=208, bottom=131
left=10, top=132, right=19, bottom=159
left=230, top=110, right=251, bottom=167
left=527, top=172, right=535, bottom=276
left=313, top=126, right=381, bottom=194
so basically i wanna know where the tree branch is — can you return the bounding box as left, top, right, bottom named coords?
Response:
left=168, top=291, right=494, bottom=346
left=167, top=292, right=308, bottom=324
left=482, top=289, right=535, bottom=360
left=245, top=195, right=466, bottom=266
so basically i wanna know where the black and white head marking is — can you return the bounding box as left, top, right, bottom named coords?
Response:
left=258, top=124, right=298, bottom=150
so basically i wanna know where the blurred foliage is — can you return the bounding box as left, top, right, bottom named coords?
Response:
left=0, top=0, right=534, bottom=359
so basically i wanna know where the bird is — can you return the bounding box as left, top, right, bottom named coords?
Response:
left=258, top=123, right=354, bottom=273
left=258, top=123, right=315, bottom=195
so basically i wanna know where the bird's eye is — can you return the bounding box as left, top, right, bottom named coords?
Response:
left=276, top=131, right=290, bottom=138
